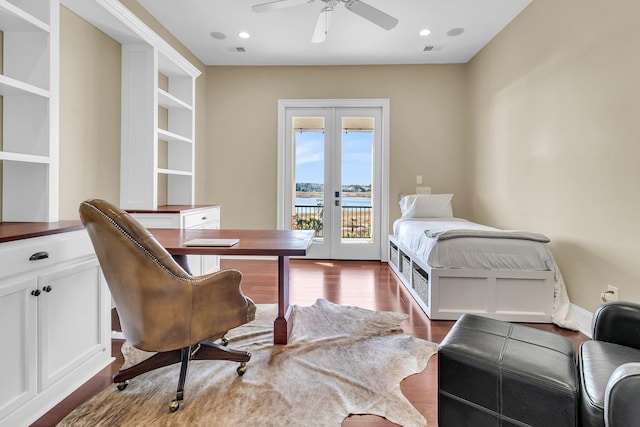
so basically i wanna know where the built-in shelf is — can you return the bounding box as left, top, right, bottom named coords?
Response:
left=158, top=88, right=192, bottom=111
left=0, top=152, right=51, bottom=164
left=157, top=168, right=192, bottom=176
left=0, top=0, right=50, bottom=32
left=0, top=0, right=58, bottom=222
left=0, top=74, right=50, bottom=97
left=157, top=128, right=193, bottom=144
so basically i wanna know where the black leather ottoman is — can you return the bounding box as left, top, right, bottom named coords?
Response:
left=438, top=314, right=579, bottom=427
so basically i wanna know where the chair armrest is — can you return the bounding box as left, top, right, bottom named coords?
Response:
left=592, top=301, right=640, bottom=349
left=190, top=269, right=256, bottom=343
left=605, top=362, right=640, bottom=427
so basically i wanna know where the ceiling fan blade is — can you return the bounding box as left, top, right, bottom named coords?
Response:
left=252, top=0, right=312, bottom=13
left=343, top=0, right=398, bottom=30
left=311, top=6, right=333, bottom=43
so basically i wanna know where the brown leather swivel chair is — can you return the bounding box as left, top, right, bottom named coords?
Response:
left=79, top=199, right=256, bottom=412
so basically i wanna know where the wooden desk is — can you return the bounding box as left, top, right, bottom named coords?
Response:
left=150, top=228, right=314, bottom=345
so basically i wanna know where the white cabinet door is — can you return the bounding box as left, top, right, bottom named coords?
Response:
left=37, top=259, right=105, bottom=391
left=0, top=231, right=111, bottom=427
left=0, top=277, right=38, bottom=415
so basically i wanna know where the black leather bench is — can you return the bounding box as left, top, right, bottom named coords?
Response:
left=438, top=314, right=579, bottom=427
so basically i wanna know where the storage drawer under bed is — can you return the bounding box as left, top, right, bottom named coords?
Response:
left=401, top=254, right=412, bottom=282
left=389, top=242, right=399, bottom=269
left=412, top=266, right=429, bottom=304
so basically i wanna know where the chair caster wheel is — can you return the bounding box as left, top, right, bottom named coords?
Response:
left=116, top=381, right=129, bottom=391
left=237, top=362, right=247, bottom=376
left=221, top=337, right=229, bottom=346
left=169, top=399, right=180, bottom=412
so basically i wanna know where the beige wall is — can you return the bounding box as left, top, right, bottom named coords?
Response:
left=58, top=7, right=121, bottom=219
left=467, top=0, right=640, bottom=311
left=205, top=65, right=469, bottom=229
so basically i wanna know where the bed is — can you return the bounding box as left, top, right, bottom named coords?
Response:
left=388, top=194, right=577, bottom=330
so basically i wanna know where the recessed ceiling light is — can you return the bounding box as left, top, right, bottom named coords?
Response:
left=447, top=27, right=465, bottom=37
left=238, top=31, right=250, bottom=39
left=419, top=28, right=431, bottom=37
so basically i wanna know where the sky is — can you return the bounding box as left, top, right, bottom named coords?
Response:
left=295, top=130, right=373, bottom=186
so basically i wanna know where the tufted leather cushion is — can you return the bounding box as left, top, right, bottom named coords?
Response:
left=439, top=314, right=579, bottom=427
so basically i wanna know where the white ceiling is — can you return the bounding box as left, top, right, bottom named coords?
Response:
left=136, top=0, right=532, bottom=66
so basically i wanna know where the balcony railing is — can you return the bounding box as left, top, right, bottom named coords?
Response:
left=293, top=205, right=324, bottom=237
left=293, top=204, right=372, bottom=239
left=342, top=205, right=371, bottom=238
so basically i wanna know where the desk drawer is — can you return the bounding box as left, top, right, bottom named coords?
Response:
left=183, top=208, right=220, bottom=229
left=129, top=213, right=180, bottom=229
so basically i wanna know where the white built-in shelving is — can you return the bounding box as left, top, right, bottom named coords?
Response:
left=0, top=0, right=59, bottom=222
left=61, top=0, right=201, bottom=210
left=155, top=54, right=196, bottom=206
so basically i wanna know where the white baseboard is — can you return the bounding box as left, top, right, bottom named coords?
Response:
left=111, top=330, right=125, bottom=340
left=571, top=303, right=593, bottom=338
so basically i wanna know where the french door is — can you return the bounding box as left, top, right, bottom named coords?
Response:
left=278, top=100, right=389, bottom=260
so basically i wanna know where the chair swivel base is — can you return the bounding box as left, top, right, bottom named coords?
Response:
left=113, top=340, right=251, bottom=412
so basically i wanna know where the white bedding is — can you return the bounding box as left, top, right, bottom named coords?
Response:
left=393, top=217, right=578, bottom=330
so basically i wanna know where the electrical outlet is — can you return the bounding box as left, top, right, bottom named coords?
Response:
left=607, top=285, right=619, bottom=301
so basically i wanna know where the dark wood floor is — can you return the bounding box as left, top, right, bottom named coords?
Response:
left=32, top=259, right=588, bottom=427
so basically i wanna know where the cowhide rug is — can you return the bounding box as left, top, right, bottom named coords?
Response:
left=58, top=299, right=437, bottom=427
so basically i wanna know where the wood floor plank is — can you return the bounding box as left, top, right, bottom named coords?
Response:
left=31, top=259, right=588, bottom=427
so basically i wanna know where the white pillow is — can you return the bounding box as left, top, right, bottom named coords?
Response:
left=399, top=194, right=454, bottom=218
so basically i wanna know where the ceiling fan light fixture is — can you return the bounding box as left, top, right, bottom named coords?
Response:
left=312, top=5, right=334, bottom=43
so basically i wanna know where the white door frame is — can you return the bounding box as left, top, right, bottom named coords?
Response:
left=277, top=99, right=390, bottom=260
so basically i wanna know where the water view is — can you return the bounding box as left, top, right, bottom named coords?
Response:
left=295, top=197, right=371, bottom=207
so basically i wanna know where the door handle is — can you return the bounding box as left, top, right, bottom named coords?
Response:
left=335, top=200, right=340, bottom=206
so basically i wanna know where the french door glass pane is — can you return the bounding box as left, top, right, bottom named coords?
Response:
left=341, top=116, right=374, bottom=244
left=292, top=116, right=324, bottom=242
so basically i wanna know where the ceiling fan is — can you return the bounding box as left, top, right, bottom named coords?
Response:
left=252, top=0, right=399, bottom=43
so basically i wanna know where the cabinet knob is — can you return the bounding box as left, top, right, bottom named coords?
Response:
left=31, top=289, right=41, bottom=297
left=43, top=285, right=53, bottom=293
left=29, top=251, right=51, bottom=261
left=201, top=216, right=207, bottom=221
